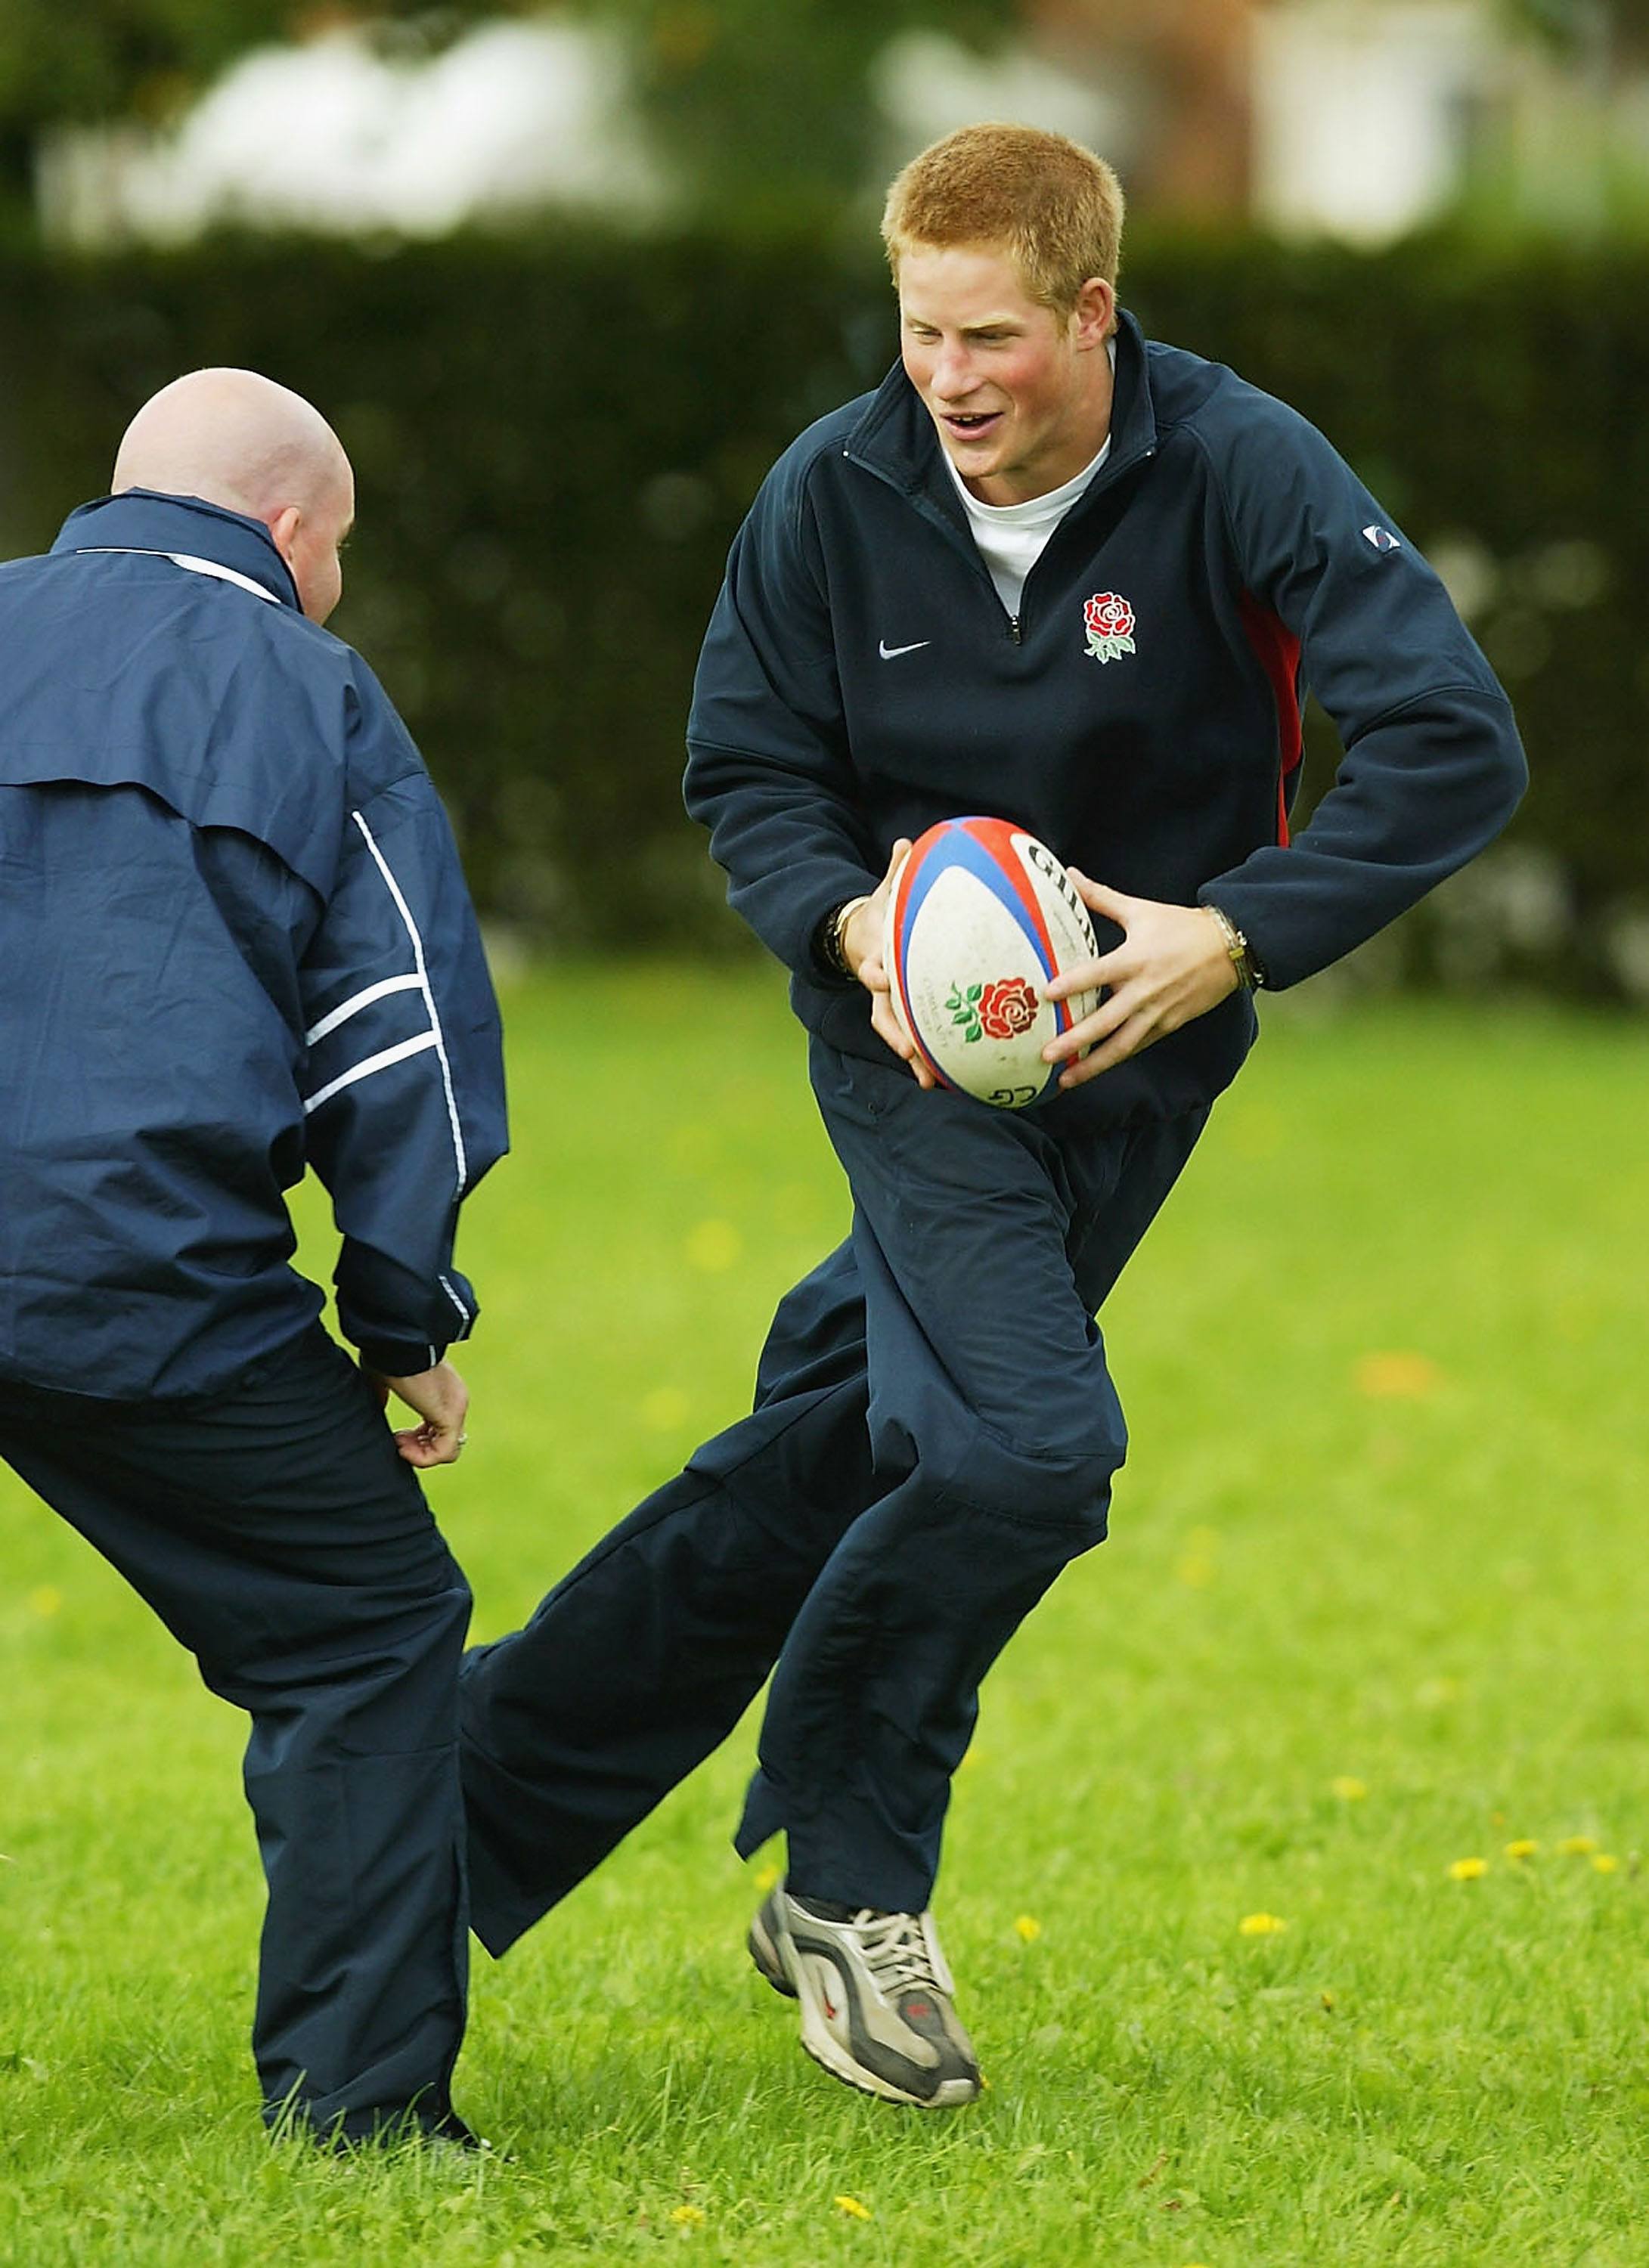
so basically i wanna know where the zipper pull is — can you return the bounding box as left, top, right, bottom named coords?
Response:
left=1008, top=615, right=1023, bottom=644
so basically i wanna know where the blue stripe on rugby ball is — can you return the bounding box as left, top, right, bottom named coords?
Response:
left=896, top=820, right=1062, bottom=1032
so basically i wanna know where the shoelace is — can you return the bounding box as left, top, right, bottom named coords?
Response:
left=846, top=1910, right=941, bottom=1997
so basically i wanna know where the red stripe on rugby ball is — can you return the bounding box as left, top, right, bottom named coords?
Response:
left=954, top=816, right=1065, bottom=989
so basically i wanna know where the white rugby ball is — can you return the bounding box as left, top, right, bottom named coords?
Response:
left=883, top=816, right=1100, bottom=1109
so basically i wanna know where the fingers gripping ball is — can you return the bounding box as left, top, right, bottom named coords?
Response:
left=883, top=817, right=1099, bottom=1108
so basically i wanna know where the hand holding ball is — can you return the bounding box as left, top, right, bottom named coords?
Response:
left=882, top=817, right=1099, bottom=1108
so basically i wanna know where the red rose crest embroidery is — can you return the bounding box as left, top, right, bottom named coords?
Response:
left=979, top=977, right=1039, bottom=1040
left=947, top=975, right=1040, bottom=1044
left=1083, top=590, right=1136, bottom=665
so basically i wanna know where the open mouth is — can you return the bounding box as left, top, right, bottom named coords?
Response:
left=941, top=411, right=1003, bottom=441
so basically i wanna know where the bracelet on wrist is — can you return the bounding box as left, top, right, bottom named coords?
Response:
left=1204, top=903, right=1266, bottom=991
left=819, top=894, right=871, bottom=981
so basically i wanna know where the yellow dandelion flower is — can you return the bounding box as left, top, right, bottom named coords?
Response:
left=1558, top=1835, right=1598, bottom=1856
left=834, top=2195, right=873, bottom=2221
left=1448, top=1857, right=1488, bottom=1881
left=1592, top=1854, right=1620, bottom=1875
left=641, top=1387, right=690, bottom=1431
left=27, top=1585, right=62, bottom=1619
left=669, top=2204, right=706, bottom=2228
left=1331, top=1776, right=1368, bottom=1802
left=1503, top=1839, right=1539, bottom=1861
left=1353, top=1350, right=1443, bottom=1399
left=1014, top=1914, right=1042, bottom=1943
left=752, top=1860, right=781, bottom=1895
left=1238, top=1912, right=1288, bottom=1936
left=685, top=1219, right=742, bottom=1273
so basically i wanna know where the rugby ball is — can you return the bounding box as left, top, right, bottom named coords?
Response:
left=884, top=817, right=1100, bottom=1109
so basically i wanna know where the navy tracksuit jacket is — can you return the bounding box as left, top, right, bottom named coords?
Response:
left=0, top=490, right=506, bottom=1396
left=462, top=314, right=1527, bottom=1932
left=0, top=491, right=505, bottom=2137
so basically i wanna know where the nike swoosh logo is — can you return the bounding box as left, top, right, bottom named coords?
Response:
left=879, top=639, right=931, bottom=660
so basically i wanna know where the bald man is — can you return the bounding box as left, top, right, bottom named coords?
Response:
left=0, top=370, right=507, bottom=2147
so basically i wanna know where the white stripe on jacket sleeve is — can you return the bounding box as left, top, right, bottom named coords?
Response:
left=349, top=810, right=469, bottom=1191
left=302, top=1031, right=439, bottom=1116
left=304, top=971, right=426, bottom=1047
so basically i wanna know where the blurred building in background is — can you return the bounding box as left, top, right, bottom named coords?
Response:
left=28, top=0, right=1649, bottom=249
left=36, top=18, right=666, bottom=243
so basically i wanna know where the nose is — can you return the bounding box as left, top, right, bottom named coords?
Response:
left=929, top=338, right=979, bottom=403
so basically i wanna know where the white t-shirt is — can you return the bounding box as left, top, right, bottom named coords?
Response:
left=944, top=442, right=1110, bottom=617
left=941, top=339, right=1118, bottom=617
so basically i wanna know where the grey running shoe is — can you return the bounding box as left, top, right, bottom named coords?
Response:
left=747, top=1884, right=982, bottom=2107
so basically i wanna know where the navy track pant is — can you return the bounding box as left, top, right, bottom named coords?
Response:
left=462, top=1041, right=1207, bottom=1952
left=0, top=1322, right=472, bottom=2139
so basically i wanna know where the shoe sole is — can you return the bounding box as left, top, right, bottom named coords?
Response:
left=795, top=1999, right=982, bottom=2109
left=798, top=2023, right=980, bottom=2105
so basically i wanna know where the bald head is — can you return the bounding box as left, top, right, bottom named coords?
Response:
left=113, top=368, right=355, bottom=622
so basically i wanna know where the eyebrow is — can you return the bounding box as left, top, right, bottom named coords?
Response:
left=903, top=311, right=1021, bottom=333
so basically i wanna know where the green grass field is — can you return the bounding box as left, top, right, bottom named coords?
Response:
left=2, top=968, right=1645, bottom=2266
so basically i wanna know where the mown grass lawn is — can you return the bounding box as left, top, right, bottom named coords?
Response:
left=2, top=967, right=1645, bottom=2266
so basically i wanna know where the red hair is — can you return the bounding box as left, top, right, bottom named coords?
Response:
left=882, top=123, right=1125, bottom=314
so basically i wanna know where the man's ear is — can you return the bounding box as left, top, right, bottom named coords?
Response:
left=1072, top=277, right=1116, bottom=348
left=266, top=502, right=301, bottom=566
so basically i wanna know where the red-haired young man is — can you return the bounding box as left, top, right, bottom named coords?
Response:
left=460, top=125, right=1523, bottom=2109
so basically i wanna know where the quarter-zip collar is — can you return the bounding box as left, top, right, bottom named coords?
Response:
left=51, top=489, right=303, bottom=612
left=843, top=308, right=1160, bottom=520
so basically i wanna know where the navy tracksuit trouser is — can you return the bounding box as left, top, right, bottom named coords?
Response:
left=461, top=1041, right=1207, bottom=1952
left=0, top=1322, right=472, bottom=2140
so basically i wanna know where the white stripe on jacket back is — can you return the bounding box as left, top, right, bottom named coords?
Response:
left=349, top=809, right=469, bottom=1191
left=74, top=547, right=281, bottom=604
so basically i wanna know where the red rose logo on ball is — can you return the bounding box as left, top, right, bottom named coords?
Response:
left=978, top=976, right=1040, bottom=1040
left=1083, top=590, right=1137, bottom=665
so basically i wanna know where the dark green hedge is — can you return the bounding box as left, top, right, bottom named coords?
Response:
left=0, top=227, right=1641, bottom=992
